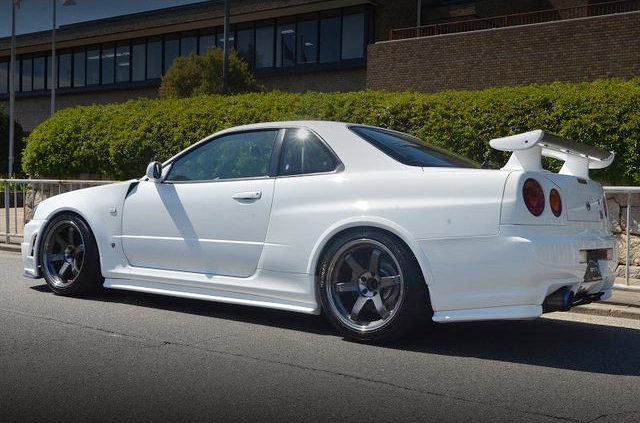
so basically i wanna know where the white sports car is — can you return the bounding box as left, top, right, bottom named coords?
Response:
left=22, top=121, right=616, bottom=341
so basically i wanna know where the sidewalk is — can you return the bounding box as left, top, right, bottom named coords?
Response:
left=2, top=241, right=640, bottom=320
left=573, top=280, right=640, bottom=320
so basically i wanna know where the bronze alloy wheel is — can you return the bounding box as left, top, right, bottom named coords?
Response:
left=318, top=229, right=431, bottom=342
left=39, top=213, right=103, bottom=295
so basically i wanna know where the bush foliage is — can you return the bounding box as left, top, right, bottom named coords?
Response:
left=23, top=78, right=640, bottom=184
left=159, top=48, right=259, bottom=98
left=0, top=107, right=25, bottom=178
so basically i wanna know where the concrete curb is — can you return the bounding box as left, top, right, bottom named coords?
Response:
left=572, top=303, right=640, bottom=320
left=0, top=243, right=21, bottom=253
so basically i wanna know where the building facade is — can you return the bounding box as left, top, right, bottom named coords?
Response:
left=1, top=0, right=638, bottom=131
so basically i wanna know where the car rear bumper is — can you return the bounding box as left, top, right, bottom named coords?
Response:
left=418, top=224, right=617, bottom=321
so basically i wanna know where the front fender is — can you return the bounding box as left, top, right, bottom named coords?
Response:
left=32, top=181, right=136, bottom=276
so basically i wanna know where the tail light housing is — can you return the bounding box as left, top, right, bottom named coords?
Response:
left=523, top=178, right=545, bottom=216
left=550, top=189, right=562, bottom=217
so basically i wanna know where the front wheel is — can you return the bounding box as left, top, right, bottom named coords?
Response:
left=318, top=229, right=431, bottom=342
left=39, top=213, right=103, bottom=295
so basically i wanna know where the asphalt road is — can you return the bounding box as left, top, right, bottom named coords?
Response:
left=1, top=250, right=639, bottom=423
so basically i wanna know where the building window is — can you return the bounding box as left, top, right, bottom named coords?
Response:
left=297, top=17, right=318, bottom=65
left=0, top=60, right=8, bottom=94
left=236, top=27, right=254, bottom=67
left=21, top=57, right=32, bottom=92
left=59, top=52, right=72, bottom=88
left=2, top=6, right=370, bottom=94
left=255, top=24, right=274, bottom=68
left=47, top=55, right=52, bottom=88
left=116, top=42, right=130, bottom=83
left=164, top=35, right=179, bottom=72
left=199, top=30, right=215, bottom=55
left=181, top=32, right=197, bottom=56
left=217, top=26, right=234, bottom=50
left=131, top=40, right=146, bottom=82
left=276, top=19, right=295, bottom=68
left=319, top=13, right=341, bottom=63
left=342, top=12, right=365, bottom=60
left=87, top=48, right=100, bottom=85
left=33, top=56, right=46, bottom=90
left=147, top=37, right=162, bottom=79
left=101, top=45, right=115, bottom=84
left=73, top=49, right=85, bottom=87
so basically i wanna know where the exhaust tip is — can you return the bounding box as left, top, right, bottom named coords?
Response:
left=543, top=288, right=574, bottom=313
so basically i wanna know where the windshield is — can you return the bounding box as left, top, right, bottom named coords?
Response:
left=350, top=126, right=479, bottom=169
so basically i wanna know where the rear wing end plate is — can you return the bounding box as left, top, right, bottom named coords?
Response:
left=490, top=130, right=614, bottom=179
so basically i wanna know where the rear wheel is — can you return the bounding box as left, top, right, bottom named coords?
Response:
left=39, top=213, right=103, bottom=295
left=318, top=229, right=431, bottom=342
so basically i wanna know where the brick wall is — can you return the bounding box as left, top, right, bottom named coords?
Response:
left=258, top=68, right=365, bottom=93
left=367, top=11, right=640, bottom=92
left=374, top=0, right=419, bottom=41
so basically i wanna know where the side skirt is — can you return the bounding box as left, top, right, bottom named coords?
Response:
left=103, top=278, right=320, bottom=315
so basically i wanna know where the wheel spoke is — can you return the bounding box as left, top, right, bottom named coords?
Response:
left=350, top=296, right=368, bottom=320
left=379, top=275, right=401, bottom=289
left=67, top=227, right=75, bottom=245
left=54, top=234, right=66, bottom=247
left=76, top=244, right=85, bottom=253
left=344, top=253, right=365, bottom=278
left=48, top=253, right=65, bottom=262
left=372, top=295, right=390, bottom=319
left=369, top=248, right=381, bottom=276
left=58, top=262, right=71, bottom=278
left=335, top=281, right=359, bottom=293
left=71, top=260, right=81, bottom=276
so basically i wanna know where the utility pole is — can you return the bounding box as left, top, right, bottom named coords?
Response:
left=9, top=0, right=18, bottom=178
left=222, top=0, right=230, bottom=95
left=51, top=0, right=76, bottom=117
left=51, top=0, right=57, bottom=116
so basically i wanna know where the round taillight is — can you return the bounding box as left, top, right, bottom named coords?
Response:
left=523, top=178, right=545, bottom=216
left=550, top=189, right=562, bottom=217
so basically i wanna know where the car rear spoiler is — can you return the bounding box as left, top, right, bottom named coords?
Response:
left=489, top=130, right=614, bottom=179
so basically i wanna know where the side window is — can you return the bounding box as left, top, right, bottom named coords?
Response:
left=279, top=128, right=338, bottom=176
left=166, top=130, right=278, bottom=182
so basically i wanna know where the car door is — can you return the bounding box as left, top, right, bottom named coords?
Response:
left=121, top=129, right=280, bottom=278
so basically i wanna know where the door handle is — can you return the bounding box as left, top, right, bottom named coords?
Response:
left=232, top=191, right=262, bottom=200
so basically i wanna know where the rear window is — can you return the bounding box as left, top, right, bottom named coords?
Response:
left=350, top=126, right=478, bottom=168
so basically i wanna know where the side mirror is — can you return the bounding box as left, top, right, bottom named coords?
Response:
left=146, top=161, right=164, bottom=183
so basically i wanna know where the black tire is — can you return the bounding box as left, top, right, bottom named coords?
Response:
left=317, top=228, right=432, bottom=342
left=39, top=213, right=103, bottom=296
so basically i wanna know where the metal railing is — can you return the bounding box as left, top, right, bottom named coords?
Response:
left=390, top=0, right=640, bottom=40
left=1, top=179, right=116, bottom=244
left=604, top=186, right=640, bottom=291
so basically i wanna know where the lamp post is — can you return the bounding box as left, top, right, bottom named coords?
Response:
left=222, top=0, right=230, bottom=95
left=51, top=0, right=76, bottom=117
left=8, top=0, right=20, bottom=180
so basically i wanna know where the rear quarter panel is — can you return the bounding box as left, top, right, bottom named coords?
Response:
left=260, top=167, right=510, bottom=282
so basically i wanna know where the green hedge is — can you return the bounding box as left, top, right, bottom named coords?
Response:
left=22, top=78, right=640, bottom=184
left=0, top=107, right=25, bottom=178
